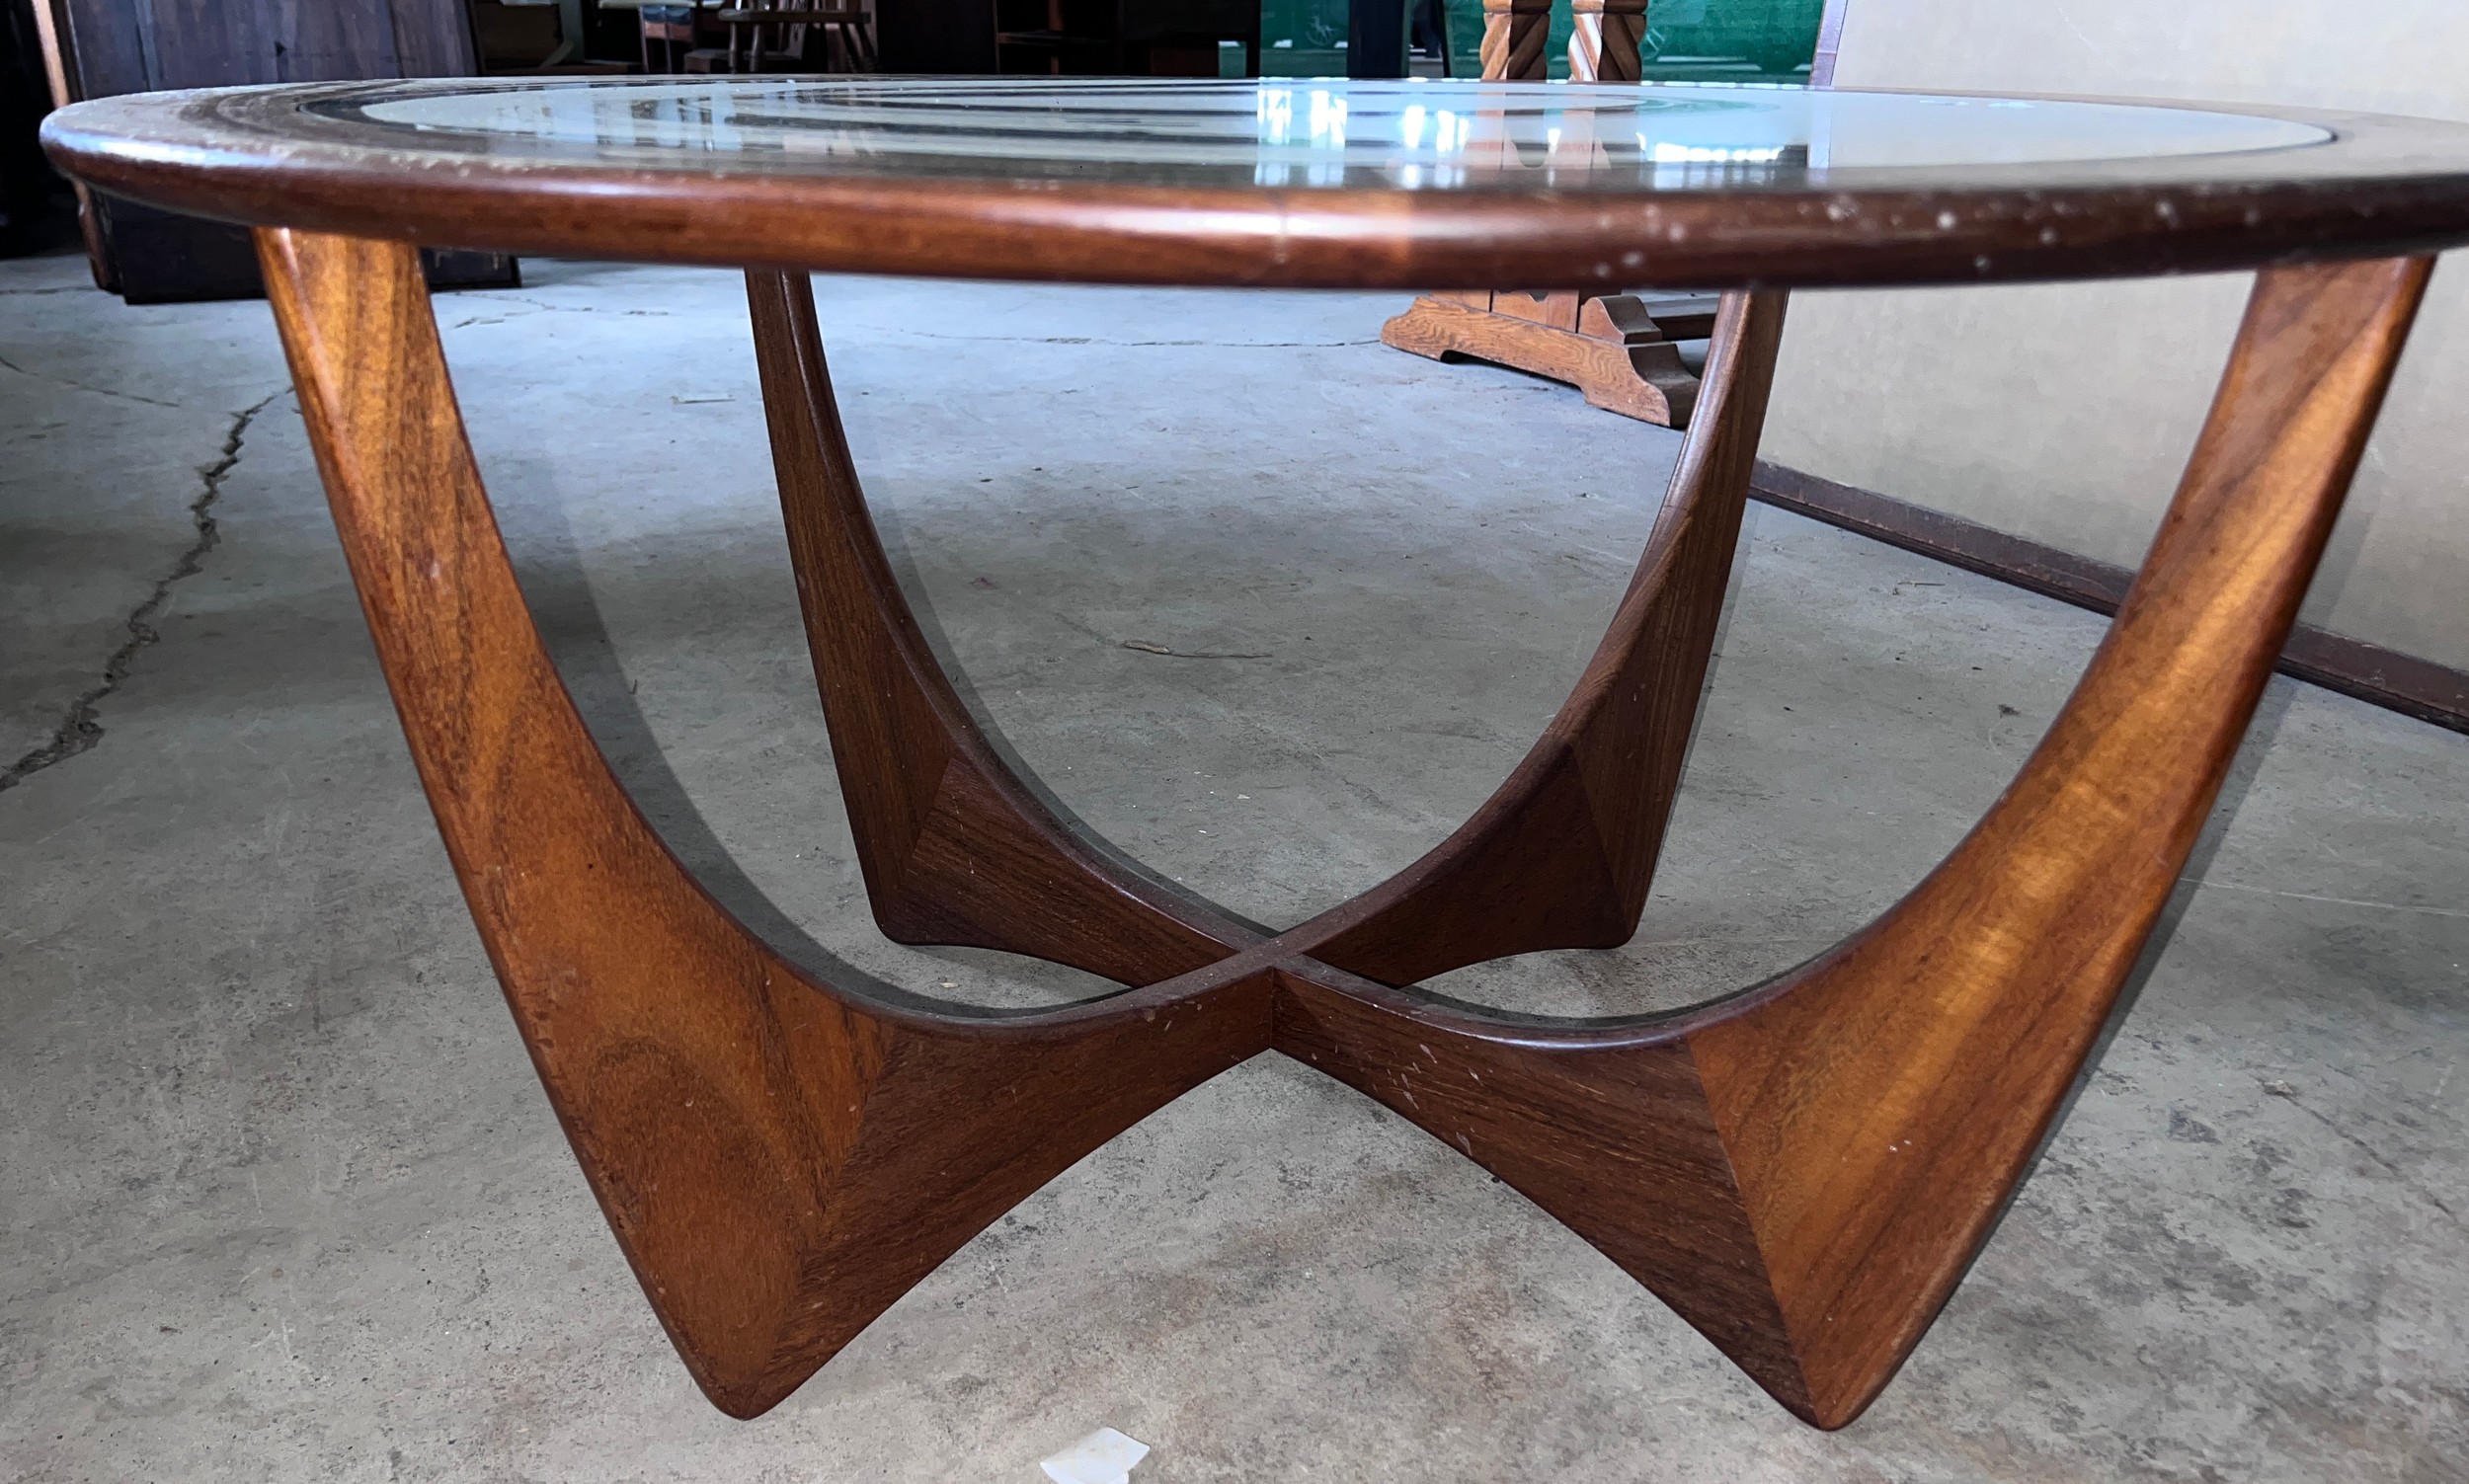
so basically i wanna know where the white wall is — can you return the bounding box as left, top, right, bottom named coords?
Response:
left=1763, top=0, right=2469, bottom=669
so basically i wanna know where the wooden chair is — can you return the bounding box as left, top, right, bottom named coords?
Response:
left=632, top=3, right=708, bottom=72
left=682, top=0, right=875, bottom=72
left=1381, top=0, right=1728, bottom=427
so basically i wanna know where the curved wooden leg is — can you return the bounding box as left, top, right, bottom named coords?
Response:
left=1305, top=289, right=1788, bottom=985
left=1280, top=256, right=2434, bottom=1428
left=750, top=272, right=1776, bottom=996
left=1684, top=254, right=2435, bottom=1426
left=268, top=223, right=2429, bottom=1432
left=747, top=270, right=1250, bottom=987
left=258, top=228, right=1275, bottom=1420
left=757, top=274, right=1785, bottom=992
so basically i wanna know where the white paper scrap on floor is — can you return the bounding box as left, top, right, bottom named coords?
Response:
left=1040, top=1427, right=1151, bottom=1484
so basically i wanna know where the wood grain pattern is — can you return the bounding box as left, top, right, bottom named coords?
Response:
left=1569, top=0, right=1647, bottom=83
left=258, top=226, right=1273, bottom=1419
left=1476, top=0, right=1550, bottom=82
left=45, top=0, right=505, bottom=301
left=744, top=270, right=1777, bottom=991
left=256, top=219, right=2431, bottom=1433
left=1268, top=959, right=1811, bottom=1413
left=46, top=80, right=2469, bottom=290
left=1688, top=253, right=2435, bottom=1425
left=57, top=0, right=474, bottom=93
left=1306, top=255, right=2431, bottom=1427
left=1380, top=289, right=1703, bottom=426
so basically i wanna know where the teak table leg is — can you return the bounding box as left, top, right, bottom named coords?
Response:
left=1304, top=289, right=1788, bottom=985
left=261, top=221, right=2430, bottom=1432
left=1677, top=254, right=2433, bottom=1422
left=760, top=277, right=1783, bottom=989
left=1288, top=254, right=2432, bottom=1427
left=257, top=227, right=1275, bottom=1420
left=745, top=269, right=1251, bottom=986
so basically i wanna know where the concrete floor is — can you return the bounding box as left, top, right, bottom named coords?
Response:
left=1, top=248, right=2463, bottom=1482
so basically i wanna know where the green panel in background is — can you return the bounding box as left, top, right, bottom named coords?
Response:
left=1640, top=0, right=1826, bottom=79
left=1255, top=0, right=1822, bottom=82
left=1255, top=0, right=1349, bottom=76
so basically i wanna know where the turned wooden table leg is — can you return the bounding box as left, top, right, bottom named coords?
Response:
left=1570, top=0, right=1647, bottom=81
left=259, top=228, right=1275, bottom=1420
left=1476, top=0, right=1550, bottom=79
left=1281, top=256, right=2433, bottom=1429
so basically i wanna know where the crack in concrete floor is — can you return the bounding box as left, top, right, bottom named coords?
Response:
left=2259, top=1077, right=2464, bottom=1225
left=0, top=347, right=186, bottom=409
left=0, top=389, right=285, bottom=793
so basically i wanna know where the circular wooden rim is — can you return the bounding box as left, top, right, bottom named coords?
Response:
left=42, top=78, right=2469, bottom=288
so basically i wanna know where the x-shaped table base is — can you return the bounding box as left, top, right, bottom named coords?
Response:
left=257, top=227, right=2430, bottom=1429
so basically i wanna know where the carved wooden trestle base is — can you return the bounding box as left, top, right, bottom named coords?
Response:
left=1384, top=0, right=1726, bottom=429
left=1381, top=287, right=1719, bottom=427
left=257, top=225, right=2429, bottom=1431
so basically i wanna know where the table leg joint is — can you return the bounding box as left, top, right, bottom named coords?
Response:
left=268, top=229, right=2432, bottom=1429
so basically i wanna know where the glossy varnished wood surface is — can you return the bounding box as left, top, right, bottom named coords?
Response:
left=43, top=77, right=2469, bottom=287
left=256, top=227, right=1275, bottom=1419
left=1307, top=255, right=2430, bottom=1425
left=1269, top=960, right=1811, bottom=1414
left=252, top=229, right=2429, bottom=1428
left=1688, top=254, right=2434, bottom=1423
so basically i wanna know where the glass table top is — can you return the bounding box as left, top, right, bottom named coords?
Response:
left=43, top=75, right=2469, bottom=289
left=321, top=77, right=2329, bottom=191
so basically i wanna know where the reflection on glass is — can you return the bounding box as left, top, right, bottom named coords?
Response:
left=1253, top=0, right=1824, bottom=84
left=344, top=78, right=2334, bottom=190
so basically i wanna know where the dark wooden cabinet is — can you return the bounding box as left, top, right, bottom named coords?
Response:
left=36, top=0, right=518, bottom=300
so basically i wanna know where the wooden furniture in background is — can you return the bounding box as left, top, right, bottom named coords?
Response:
left=631, top=0, right=873, bottom=73
left=1383, top=0, right=1725, bottom=426
left=632, top=1, right=709, bottom=70
left=30, top=0, right=514, bottom=300
left=44, top=74, right=2469, bottom=1430
left=711, top=0, right=874, bottom=72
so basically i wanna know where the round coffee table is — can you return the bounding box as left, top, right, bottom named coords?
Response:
left=43, top=76, right=2469, bottom=1431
